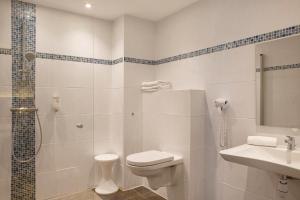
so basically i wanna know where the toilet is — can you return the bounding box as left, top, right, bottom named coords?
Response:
left=126, top=150, right=183, bottom=190
left=94, top=154, right=119, bottom=195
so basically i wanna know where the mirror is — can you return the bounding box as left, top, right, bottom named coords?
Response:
left=256, top=35, right=300, bottom=129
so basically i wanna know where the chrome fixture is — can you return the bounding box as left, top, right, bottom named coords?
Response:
left=76, top=123, right=84, bottom=128
left=285, top=136, right=296, bottom=151
left=10, top=107, right=38, bottom=112
left=10, top=21, right=42, bottom=163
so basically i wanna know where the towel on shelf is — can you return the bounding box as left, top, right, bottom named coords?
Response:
left=142, top=85, right=159, bottom=90
left=142, top=80, right=170, bottom=87
left=141, top=80, right=172, bottom=92
left=247, top=136, right=278, bottom=147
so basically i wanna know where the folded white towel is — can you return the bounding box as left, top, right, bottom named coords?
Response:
left=142, top=88, right=159, bottom=92
left=142, top=85, right=159, bottom=90
left=247, top=136, right=277, bottom=147
left=142, top=80, right=170, bottom=87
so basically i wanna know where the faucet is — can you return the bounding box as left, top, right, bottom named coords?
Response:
left=285, top=136, right=296, bottom=151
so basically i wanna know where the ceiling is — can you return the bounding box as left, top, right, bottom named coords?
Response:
left=22, top=0, right=199, bottom=21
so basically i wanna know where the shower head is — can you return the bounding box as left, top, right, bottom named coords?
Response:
left=25, top=52, right=35, bottom=62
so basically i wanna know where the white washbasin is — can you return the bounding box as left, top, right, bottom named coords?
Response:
left=220, top=144, right=300, bottom=179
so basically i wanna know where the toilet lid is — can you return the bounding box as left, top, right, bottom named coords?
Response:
left=126, top=150, right=174, bottom=167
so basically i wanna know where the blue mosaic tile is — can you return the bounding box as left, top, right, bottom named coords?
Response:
left=11, top=0, right=36, bottom=199
left=112, top=57, right=124, bottom=65
left=2, top=24, right=300, bottom=68
left=124, top=57, right=156, bottom=65
left=0, top=48, right=12, bottom=55
left=156, top=25, right=300, bottom=65
left=256, top=63, right=300, bottom=72
left=4, top=24, right=300, bottom=67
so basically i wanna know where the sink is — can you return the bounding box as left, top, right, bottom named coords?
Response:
left=219, top=144, right=300, bottom=179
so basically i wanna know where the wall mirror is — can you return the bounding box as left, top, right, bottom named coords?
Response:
left=256, top=35, right=300, bottom=129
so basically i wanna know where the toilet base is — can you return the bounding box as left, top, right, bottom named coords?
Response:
left=95, top=179, right=119, bottom=195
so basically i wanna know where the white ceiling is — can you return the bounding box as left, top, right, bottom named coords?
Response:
left=22, top=0, right=199, bottom=21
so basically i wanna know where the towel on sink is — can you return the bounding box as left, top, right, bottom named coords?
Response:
left=247, top=136, right=278, bottom=147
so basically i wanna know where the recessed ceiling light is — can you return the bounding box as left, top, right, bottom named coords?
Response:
left=85, top=3, right=92, bottom=9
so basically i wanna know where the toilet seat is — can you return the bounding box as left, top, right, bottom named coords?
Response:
left=126, top=151, right=183, bottom=190
left=127, top=150, right=174, bottom=167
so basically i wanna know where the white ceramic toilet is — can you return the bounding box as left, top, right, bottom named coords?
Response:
left=126, top=150, right=183, bottom=190
left=94, top=154, right=119, bottom=195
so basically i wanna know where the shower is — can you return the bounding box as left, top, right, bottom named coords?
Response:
left=10, top=21, right=43, bottom=163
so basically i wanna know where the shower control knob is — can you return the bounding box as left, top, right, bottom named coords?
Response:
left=76, top=123, right=84, bottom=128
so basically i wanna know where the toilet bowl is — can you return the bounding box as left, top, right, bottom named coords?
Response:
left=126, top=150, right=183, bottom=190
left=94, top=154, right=119, bottom=195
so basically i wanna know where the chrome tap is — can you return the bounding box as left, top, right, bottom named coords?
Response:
left=285, top=136, right=296, bottom=151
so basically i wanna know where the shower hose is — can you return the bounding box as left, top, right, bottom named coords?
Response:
left=12, top=67, right=43, bottom=163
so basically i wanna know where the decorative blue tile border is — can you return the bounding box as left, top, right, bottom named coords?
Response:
left=3, top=24, right=300, bottom=66
left=256, top=63, right=300, bottom=72
left=156, top=25, right=300, bottom=65
left=0, top=48, right=12, bottom=55
left=124, top=57, right=156, bottom=65
left=112, top=57, right=124, bottom=65
left=11, top=0, right=36, bottom=199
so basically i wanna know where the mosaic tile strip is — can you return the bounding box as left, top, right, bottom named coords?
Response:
left=3, top=25, right=300, bottom=68
left=124, top=57, right=157, bottom=65
left=256, top=63, right=300, bottom=72
left=112, top=57, right=124, bottom=65
left=3, top=24, right=300, bottom=67
left=156, top=25, right=300, bottom=65
left=0, top=48, right=12, bottom=55
left=36, top=52, right=112, bottom=65
left=11, top=0, right=36, bottom=199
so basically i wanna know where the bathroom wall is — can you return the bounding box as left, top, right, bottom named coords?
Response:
left=0, top=0, right=11, bottom=199
left=123, top=15, right=156, bottom=189
left=109, top=15, right=156, bottom=190
left=154, top=0, right=300, bottom=200
left=142, top=90, right=206, bottom=200
left=35, top=5, right=113, bottom=199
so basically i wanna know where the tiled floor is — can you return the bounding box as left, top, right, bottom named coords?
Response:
left=52, top=187, right=166, bottom=200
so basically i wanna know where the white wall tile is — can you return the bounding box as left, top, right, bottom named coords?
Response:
left=36, top=171, right=57, bottom=200
left=94, top=89, right=111, bottom=115
left=36, top=144, right=55, bottom=173
left=221, top=184, right=244, bottom=200
left=206, top=82, right=256, bottom=119
left=124, top=16, right=156, bottom=59
left=36, top=114, right=55, bottom=145
left=156, top=58, right=205, bottom=90
left=124, top=63, right=155, bottom=88
left=0, top=117, right=11, bottom=181
left=0, top=86, right=11, bottom=118
left=55, top=168, right=80, bottom=196
left=0, top=55, right=11, bottom=86
left=111, top=63, right=124, bottom=89
left=0, top=0, right=11, bottom=49
left=54, top=142, right=77, bottom=170
left=222, top=161, right=248, bottom=191
left=94, top=65, right=112, bottom=89
left=112, top=17, right=124, bottom=59
left=0, top=179, right=10, bottom=200
left=93, top=19, right=112, bottom=60
left=94, top=114, right=111, bottom=142
left=37, top=6, right=94, bottom=57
